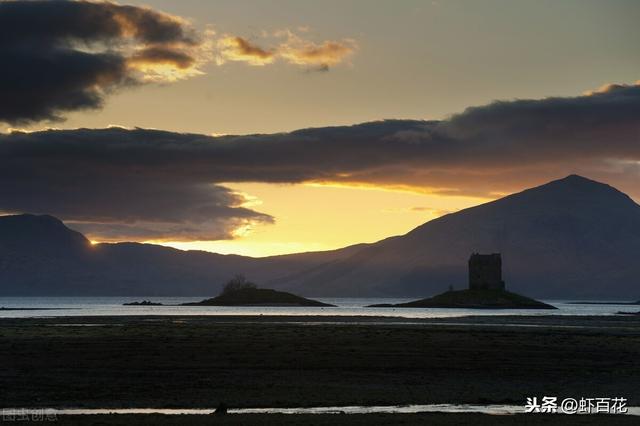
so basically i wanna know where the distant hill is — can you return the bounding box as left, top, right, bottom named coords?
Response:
left=1, top=175, right=640, bottom=299
left=0, top=214, right=363, bottom=296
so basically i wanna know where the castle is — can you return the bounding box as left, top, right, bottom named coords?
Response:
left=468, top=253, right=505, bottom=291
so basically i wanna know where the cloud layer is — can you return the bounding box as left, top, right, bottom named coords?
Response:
left=0, top=0, right=206, bottom=124
left=215, top=30, right=357, bottom=71
left=0, top=1, right=358, bottom=125
left=2, top=81, right=639, bottom=241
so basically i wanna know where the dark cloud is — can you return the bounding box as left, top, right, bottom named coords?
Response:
left=130, top=47, right=196, bottom=70
left=0, top=0, right=204, bottom=124
left=0, top=133, right=273, bottom=241
left=1, top=81, right=639, bottom=240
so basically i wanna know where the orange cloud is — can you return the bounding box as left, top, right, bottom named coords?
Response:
left=216, top=36, right=276, bottom=66
left=583, top=80, right=640, bottom=96
left=214, top=29, right=357, bottom=70
left=278, top=35, right=357, bottom=70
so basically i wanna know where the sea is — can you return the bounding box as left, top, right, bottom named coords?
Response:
left=0, top=297, right=636, bottom=318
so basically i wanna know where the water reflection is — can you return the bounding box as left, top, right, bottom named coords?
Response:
left=3, top=404, right=639, bottom=416
left=0, top=296, right=637, bottom=319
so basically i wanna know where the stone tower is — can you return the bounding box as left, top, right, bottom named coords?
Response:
left=468, top=253, right=505, bottom=291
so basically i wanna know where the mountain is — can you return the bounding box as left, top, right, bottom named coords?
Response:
left=1, top=175, right=639, bottom=298
left=0, top=214, right=362, bottom=296
left=270, top=175, right=640, bottom=299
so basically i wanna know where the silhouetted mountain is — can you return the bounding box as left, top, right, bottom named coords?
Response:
left=0, top=214, right=362, bottom=296
left=1, top=175, right=640, bottom=298
left=271, top=175, right=640, bottom=299
left=0, top=214, right=89, bottom=253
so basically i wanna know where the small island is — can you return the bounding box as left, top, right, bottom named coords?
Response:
left=182, top=275, right=335, bottom=307
left=123, top=300, right=164, bottom=306
left=369, top=288, right=555, bottom=309
left=369, top=253, right=556, bottom=310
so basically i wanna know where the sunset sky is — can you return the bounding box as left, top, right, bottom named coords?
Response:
left=1, top=0, right=640, bottom=256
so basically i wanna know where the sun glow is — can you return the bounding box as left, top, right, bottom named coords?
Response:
left=154, top=183, right=486, bottom=257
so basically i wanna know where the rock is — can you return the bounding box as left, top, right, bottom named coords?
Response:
left=122, top=300, right=163, bottom=306
left=214, top=402, right=228, bottom=415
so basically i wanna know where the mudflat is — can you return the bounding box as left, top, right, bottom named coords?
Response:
left=1, top=315, right=639, bottom=410
left=52, top=413, right=639, bottom=425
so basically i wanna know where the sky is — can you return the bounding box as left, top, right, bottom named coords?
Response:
left=43, top=0, right=640, bottom=135
left=1, top=0, right=639, bottom=256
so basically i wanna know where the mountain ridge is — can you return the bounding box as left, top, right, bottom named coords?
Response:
left=1, top=175, right=639, bottom=298
left=269, top=174, right=640, bottom=298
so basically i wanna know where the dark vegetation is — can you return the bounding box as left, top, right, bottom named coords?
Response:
left=222, top=275, right=258, bottom=294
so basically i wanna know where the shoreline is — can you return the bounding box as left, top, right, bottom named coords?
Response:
left=46, top=413, right=640, bottom=426
left=4, top=402, right=639, bottom=415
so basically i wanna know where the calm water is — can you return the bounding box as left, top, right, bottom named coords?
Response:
left=0, top=297, right=636, bottom=318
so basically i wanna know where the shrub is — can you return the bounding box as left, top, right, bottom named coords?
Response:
left=221, top=274, right=257, bottom=294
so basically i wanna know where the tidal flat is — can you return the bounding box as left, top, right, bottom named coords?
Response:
left=1, top=315, right=639, bottom=412
left=52, top=413, right=640, bottom=425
